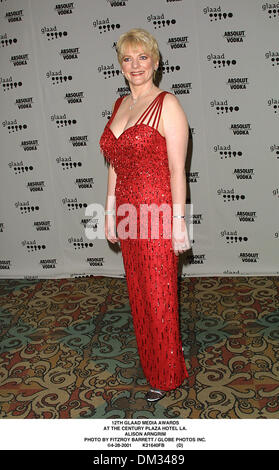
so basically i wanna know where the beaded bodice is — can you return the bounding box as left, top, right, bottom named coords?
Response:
left=99, top=91, right=171, bottom=193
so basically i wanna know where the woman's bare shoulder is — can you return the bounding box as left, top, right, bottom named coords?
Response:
left=162, top=92, right=187, bottom=121
left=163, top=91, right=183, bottom=109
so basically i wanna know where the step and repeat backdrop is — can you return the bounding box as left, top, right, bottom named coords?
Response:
left=0, top=0, right=278, bottom=279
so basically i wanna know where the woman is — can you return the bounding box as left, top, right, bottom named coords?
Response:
left=100, top=28, right=191, bottom=402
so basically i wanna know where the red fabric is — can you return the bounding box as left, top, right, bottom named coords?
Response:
left=100, top=91, right=188, bottom=391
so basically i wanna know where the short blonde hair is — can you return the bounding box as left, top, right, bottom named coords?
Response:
left=116, top=28, right=160, bottom=65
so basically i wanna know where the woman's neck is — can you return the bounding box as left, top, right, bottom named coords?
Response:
left=129, top=81, right=155, bottom=101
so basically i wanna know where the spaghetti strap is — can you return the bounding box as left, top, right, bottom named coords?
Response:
left=107, top=95, right=125, bottom=127
left=106, top=91, right=169, bottom=135
left=135, top=91, right=169, bottom=130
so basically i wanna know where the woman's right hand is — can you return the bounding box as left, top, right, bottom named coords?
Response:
left=105, top=214, right=120, bottom=244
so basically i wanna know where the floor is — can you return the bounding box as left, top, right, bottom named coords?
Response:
left=0, top=275, right=278, bottom=419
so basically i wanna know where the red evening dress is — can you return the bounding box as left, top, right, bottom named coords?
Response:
left=100, top=90, right=188, bottom=391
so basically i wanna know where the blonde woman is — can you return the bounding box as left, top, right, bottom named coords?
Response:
left=100, top=28, right=191, bottom=402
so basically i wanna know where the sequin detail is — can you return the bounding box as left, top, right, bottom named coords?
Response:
left=99, top=91, right=188, bottom=391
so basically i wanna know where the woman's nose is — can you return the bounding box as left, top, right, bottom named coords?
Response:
left=131, top=59, right=140, bottom=68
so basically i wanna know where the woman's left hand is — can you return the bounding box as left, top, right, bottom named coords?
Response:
left=172, top=217, right=191, bottom=256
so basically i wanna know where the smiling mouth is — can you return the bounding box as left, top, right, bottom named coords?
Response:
left=131, top=72, right=144, bottom=75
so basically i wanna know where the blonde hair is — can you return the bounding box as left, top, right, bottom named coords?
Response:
left=116, top=28, right=160, bottom=65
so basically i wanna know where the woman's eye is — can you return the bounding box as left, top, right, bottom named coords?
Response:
left=123, top=57, right=130, bottom=62
left=140, top=56, right=148, bottom=60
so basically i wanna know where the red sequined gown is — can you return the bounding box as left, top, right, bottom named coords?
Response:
left=100, top=91, right=188, bottom=391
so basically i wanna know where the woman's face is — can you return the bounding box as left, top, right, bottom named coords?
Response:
left=121, top=44, right=157, bottom=87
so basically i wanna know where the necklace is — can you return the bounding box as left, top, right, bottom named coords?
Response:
left=129, top=83, right=154, bottom=110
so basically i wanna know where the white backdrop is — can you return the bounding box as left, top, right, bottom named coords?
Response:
left=0, top=0, right=278, bottom=279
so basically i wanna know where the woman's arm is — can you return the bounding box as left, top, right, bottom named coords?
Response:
left=162, top=93, right=189, bottom=217
left=105, top=163, right=117, bottom=213
left=105, top=162, right=120, bottom=244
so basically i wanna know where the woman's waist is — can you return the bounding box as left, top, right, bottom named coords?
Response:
left=115, top=185, right=172, bottom=204
left=116, top=165, right=170, bottom=180
left=116, top=175, right=170, bottom=191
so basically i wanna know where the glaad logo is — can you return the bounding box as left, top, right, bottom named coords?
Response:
left=2, top=119, right=27, bottom=133
left=217, top=188, right=245, bottom=201
left=267, top=98, right=279, bottom=113
left=68, top=236, right=93, bottom=249
left=21, top=139, right=39, bottom=151
left=236, top=211, right=257, bottom=222
left=220, top=230, right=248, bottom=244
left=233, top=168, right=255, bottom=180
left=41, top=25, right=68, bottom=40
left=270, top=144, right=279, bottom=158
left=223, top=269, right=240, bottom=275
left=54, top=3, right=74, bottom=15
left=1, top=76, right=22, bottom=91
left=56, top=155, right=82, bottom=170
left=15, top=200, right=39, bottom=214
left=46, top=69, right=73, bottom=85
left=203, top=6, right=233, bottom=21
left=210, top=99, right=239, bottom=115
left=207, top=52, right=236, bottom=69
left=227, top=77, right=249, bottom=90
left=159, top=59, right=180, bottom=75
left=5, top=9, right=24, bottom=23
left=92, top=18, right=120, bottom=33
left=51, top=113, right=77, bottom=128
left=0, top=33, right=17, bottom=47
left=9, top=160, right=33, bottom=175
left=262, top=3, right=279, bottom=18
left=213, top=144, right=243, bottom=159
left=147, top=14, right=176, bottom=29
left=21, top=240, right=46, bottom=252
left=265, top=50, right=279, bottom=66
left=62, top=197, right=87, bottom=211
left=102, top=109, right=112, bottom=121
left=98, top=63, right=121, bottom=79
left=10, top=53, right=29, bottom=66
left=97, top=64, right=117, bottom=78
